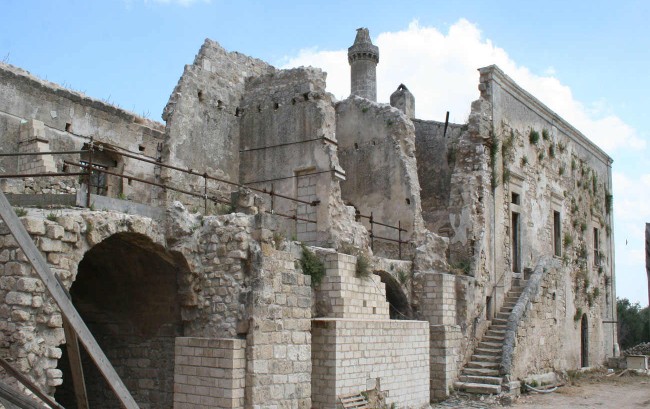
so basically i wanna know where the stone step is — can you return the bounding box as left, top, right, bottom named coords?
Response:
left=475, top=347, right=502, bottom=357
left=483, top=335, right=505, bottom=343
left=491, top=319, right=507, bottom=326
left=466, top=361, right=499, bottom=369
left=454, top=382, right=502, bottom=395
left=486, top=328, right=506, bottom=335
left=461, top=367, right=501, bottom=377
left=478, top=341, right=502, bottom=349
left=471, top=354, right=500, bottom=363
left=459, top=375, right=502, bottom=385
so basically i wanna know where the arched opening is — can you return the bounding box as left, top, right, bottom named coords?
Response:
left=55, top=233, right=185, bottom=408
left=581, top=314, right=589, bottom=367
left=375, top=271, right=411, bottom=320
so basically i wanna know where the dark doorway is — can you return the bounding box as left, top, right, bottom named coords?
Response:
left=375, top=271, right=411, bottom=319
left=512, top=212, right=521, bottom=273
left=581, top=314, right=589, bottom=367
left=55, top=233, right=183, bottom=409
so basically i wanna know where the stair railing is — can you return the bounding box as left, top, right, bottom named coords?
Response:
left=500, top=257, right=560, bottom=375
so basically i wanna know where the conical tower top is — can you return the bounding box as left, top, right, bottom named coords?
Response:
left=348, top=28, right=379, bottom=101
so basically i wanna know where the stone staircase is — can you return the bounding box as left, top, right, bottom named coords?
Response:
left=454, top=279, right=527, bottom=395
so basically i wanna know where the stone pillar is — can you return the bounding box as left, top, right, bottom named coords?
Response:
left=348, top=28, right=379, bottom=102
left=430, top=324, right=461, bottom=401
left=18, top=119, right=56, bottom=174
left=390, top=84, right=415, bottom=119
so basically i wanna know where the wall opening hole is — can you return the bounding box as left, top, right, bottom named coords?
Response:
left=511, top=192, right=520, bottom=205
left=291, top=98, right=296, bottom=105
left=273, top=102, right=279, bottom=110
left=65, top=123, right=72, bottom=132
left=138, top=145, right=145, bottom=152
left=235, top=107, right=241, bottom=117
left=354, top=143, right=359, bottom=150
left=303, top=93, right=309, bottom=101
left=217, top=100, right=224, bottom=110
left=257, top=105, right=262, bottom=113
left=197, top=91, right=204, bottom=102
left=405, top=198, right=411, bottom=205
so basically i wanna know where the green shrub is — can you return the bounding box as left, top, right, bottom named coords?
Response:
left=542, top=129, right=550, bottom=141
left=574, top=307, right=583, bottom=321
left=300, top=245, right=325, bottom=286
left=356, top=254, right=371, bottom=278
left=14, top=207, right=27, bottom=217
left=46, top=213, right=57, bottom=222
left=529, top=129, right=540, bottom=145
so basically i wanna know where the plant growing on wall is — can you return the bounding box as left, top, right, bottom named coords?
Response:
left=356, top=254, right=371, bottom=278
left=542, top=128, right=550, bottom=141
left=528, top=129, right=540, bottom=145
left=300, top=245, right=325, bottom=286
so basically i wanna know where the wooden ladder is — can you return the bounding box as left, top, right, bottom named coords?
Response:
left=339, top=393, right=369, bottom=409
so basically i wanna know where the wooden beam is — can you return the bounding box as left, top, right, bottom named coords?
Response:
left=0, top=359, right=63, bottom=409
left=0, top=190, right=139, bottom=409
left=0, top=379, right=48, bottom=409
left=54, top=275, right=89, bottom=409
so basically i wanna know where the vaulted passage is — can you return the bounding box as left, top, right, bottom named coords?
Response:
left=375, top=271, right=411, bottom=320
left=55, top=233, right=184, bottom=409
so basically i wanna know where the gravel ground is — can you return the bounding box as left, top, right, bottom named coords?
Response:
left=430, top=370, right=650, bottom=409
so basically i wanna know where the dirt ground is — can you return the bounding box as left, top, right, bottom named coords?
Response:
left=511, top=372, right=650, bottom=408
left=432, top=371, right=650, bottom=409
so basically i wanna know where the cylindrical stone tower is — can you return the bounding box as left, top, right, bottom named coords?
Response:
left=348, top=28, right=379, bottom=102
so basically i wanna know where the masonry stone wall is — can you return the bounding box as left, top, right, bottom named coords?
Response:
left=311, top=319, right=430, bottom=409
left=239, top=68, right=345, bottom=246
left=480, top=65, right=616, bottom=362
left=173, top=337, right=246, bottom=409
left=0, top=62, right=165, bottom=206
left=162, top=40, right=274, bottom=211
left=413, top=119, right=466, bottom=237
left=336, top=96, right=425, bottom=258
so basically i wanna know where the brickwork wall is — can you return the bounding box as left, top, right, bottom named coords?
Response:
left=315, top=252, right=390, bottom=319
left=173, top=337, right=246, bottom=409
left=430, top=324, right=461, bottom=401
left=311, top=319, right=430, bottom=409
left=245, top=240, right=312, bottom=408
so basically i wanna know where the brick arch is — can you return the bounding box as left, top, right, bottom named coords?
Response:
left=54, top=226, right=197, bottom=408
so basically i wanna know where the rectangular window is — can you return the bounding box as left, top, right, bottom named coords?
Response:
left=593, top=227, right=600, bottom=266
left=512, top=212, right=521, bottom=273
left=553, top=211, right=562, bottom=257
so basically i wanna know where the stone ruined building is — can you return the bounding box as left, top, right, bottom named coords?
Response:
left=0, top=27, right=617, bottom=408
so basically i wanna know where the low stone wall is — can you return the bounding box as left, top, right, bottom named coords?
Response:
left=173, top=337, right=246, bottom=409
left=311, top=318, right=430, bottom=409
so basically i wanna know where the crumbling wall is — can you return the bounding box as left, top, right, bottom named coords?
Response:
left=414, top=119, right=466, bottom=236
left=162, top=40, right=274, bottom=211
left=0, top=63, right=165, bottom=205
left=239, top=68, right=346, bottom=246
left=336, top=97, right=425, bottom=258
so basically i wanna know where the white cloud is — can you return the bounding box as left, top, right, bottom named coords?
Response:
left=282, top=19, right=645, bottom=152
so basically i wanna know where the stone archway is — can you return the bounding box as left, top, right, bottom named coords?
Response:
left=375, top=270, right=411, bottom=319
left=55, top=232, right=189, bottom=409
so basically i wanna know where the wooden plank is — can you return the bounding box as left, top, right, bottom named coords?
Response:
left=0, top=359, right=63, bottom=409
left=0, top=379, right=47, bottom=409
left=54, top=275, right=89, bottom=409
left=0, top=190, right=139, bottom=409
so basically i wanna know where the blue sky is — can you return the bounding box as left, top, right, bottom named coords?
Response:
left=2, top=0, right=649, bottom=305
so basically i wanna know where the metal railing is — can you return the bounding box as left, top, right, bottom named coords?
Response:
left=0, top=139, right=318, bottom=225
left=355, top=209, right=408, bottom=259
left=1, top=140, right=411, bottom=258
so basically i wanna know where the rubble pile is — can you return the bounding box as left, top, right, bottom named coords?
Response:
left=622, top=342, right=650, bottom=356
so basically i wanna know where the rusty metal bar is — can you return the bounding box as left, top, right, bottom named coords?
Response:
left=371, top=235, right=407, bottom=244
left=443, top=111, right=450, bottom=138
left=242, top=169, right=333, bottom=185
left=239, top=136, right=324, bottom=153
left=398, top=220, right=402, bottom=259
left=272, top=210, right=316, bottom=224
left=0, top=172, right=86, bottom=178
left=0, top=150, right=85, bottom=157
left=370, top=212, right=374, bottom=251
left=85, top=137, right=93, bottom=207
left=203, top=173, right=208, bottom=214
